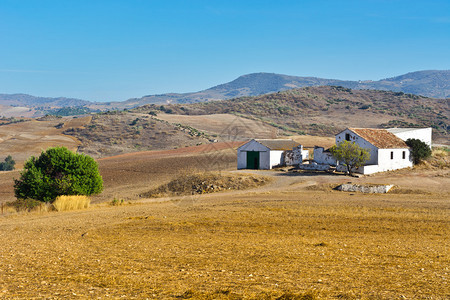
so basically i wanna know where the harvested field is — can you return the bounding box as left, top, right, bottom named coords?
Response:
left=0, top=140, right=449, bottom=299
left=0, top=187, right=448, bottom=299
left=94, top=141, right=244, bottom=203
left=155, top=113, right=279, bottom=140
left=0, top=116, right=90, bottom=166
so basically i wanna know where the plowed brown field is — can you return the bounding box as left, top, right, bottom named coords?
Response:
left=95, top=141, right=244, bottom=203
left=0, top=181, right=448, bottom=299
left=1, top=130, right=449, bottom=299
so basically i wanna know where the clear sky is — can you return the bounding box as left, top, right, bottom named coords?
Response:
left=1, top=0, right=449, bottom=102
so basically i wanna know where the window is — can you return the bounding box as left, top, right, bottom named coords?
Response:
left=391, top=151, right=394, bottom=160
left=402, top=151, right=406, bottom=159
left=345, top=133, right=351, bottom=141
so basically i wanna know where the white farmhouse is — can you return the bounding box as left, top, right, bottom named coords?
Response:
left=237, top=139, right=308, bottom=170
left=334, top=128, right=413, bottom=174
left=386, top=127, right=432, bottom=147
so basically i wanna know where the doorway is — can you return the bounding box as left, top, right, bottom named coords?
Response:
left=246, top=151, right=260, bottom=169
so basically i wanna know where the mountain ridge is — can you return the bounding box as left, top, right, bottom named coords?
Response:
left=0, top=70, right=448, bottom=116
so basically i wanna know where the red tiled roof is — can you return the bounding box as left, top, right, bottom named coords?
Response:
left=348, top=128, right=408, bottom=149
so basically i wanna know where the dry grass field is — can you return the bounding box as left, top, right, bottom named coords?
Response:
left=0, top=183, right=448, bottom=299
left=0, top=132, right=449, bottom=299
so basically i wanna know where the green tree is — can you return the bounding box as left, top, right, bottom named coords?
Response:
left=0, top=155, right=15, bottom=171
left=406, top=138, right=431, bottom=164
left=330, top=140, right=370, bottom=175
left=14, top=147, right=103, bottom=202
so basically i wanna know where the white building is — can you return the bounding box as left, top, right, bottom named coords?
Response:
left=237, top=139, right=308, bottom=170
left=386, top=127, right=432, bottom=147
left=334, top=128, right=413, bottom=174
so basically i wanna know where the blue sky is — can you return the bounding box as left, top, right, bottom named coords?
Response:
left=0, top=0, right=449, bottom=102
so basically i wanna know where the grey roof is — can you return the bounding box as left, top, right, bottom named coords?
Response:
left=254, top=139, right=300, bottom=150
left=386, top=127, right=427, bottom=134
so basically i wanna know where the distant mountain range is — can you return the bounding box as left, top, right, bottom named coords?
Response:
left=0, top=93, right=91, bottom=107
left=0, top=70, right=449, bottom=116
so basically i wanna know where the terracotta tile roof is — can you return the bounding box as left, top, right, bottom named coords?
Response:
left=348, top=128, right=408, bottom=149
left=255, top=139, right=300, bottom=150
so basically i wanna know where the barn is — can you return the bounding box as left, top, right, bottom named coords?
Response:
left=237, top=139, right=306, bottom=170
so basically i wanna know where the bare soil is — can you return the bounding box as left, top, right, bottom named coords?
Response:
left=0, top=116, right=90, bottom=167
left=0, top=180, right=448, bottom=299
left=156, top=113, right=280, bottom=140
left=0, top=130, right=448, bottom=299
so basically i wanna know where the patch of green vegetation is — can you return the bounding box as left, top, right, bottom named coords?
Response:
left=0, top=117, right=27, bottom=126
left=0, top=155, right=15, bottom=171
left=45, top=106, right=97, bottom=116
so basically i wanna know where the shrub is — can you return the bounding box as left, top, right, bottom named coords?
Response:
left=406, top=138, right=432, bottom=164
left=0, top=155, right=15, bottom=171
left=111, top=198, right=124, bottom=206
left=6, top=198, right=44, bottom=212
left=330, top=141, right=370, bottom=175
left=14, top=147, right=103, bottom=202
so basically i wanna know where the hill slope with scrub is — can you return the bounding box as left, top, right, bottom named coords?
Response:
left=133, top=86, right=449, bottom=143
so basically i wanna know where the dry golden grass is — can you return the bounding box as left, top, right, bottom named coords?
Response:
left=0, top=188, right=448, bottom=299
left=52, top=195, right=90, bottom=211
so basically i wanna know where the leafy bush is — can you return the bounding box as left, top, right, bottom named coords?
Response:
left=14, top=147, right=103, bottom=202
left=0, top=155, right=15, bottom=171
left=406, top=138, right=432, bottom=164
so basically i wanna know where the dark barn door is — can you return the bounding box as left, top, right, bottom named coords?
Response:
left=246, top=151, right=260, bottom=169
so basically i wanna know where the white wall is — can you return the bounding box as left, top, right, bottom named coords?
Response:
left=284, top=146, right=307, bottom=166
left=269, top=150, right=284, bottom=169
left=335, top=129, right=378, bottom=165
left=356, top=165, right=381, bottom=175
left=377, top=148, right=412, bottom=172
left=301, top=149, right=309, bottom=160
left=237, top=150, right=247, bottom=169
left=388, top=128, right=432, bottom=147
left=313, top=147, right=337, bottom=166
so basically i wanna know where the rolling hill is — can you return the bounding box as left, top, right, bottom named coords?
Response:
left=133, top=86, right=449, bottom=143
left=118, top=70, right=450, bottom=108
left=0, top=70, right=449, bottom=116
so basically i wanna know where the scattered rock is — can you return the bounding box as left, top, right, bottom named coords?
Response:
left=337, top=183, right=394, bottom=193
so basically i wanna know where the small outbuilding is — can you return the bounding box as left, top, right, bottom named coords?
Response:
left=237, top=139, right=308, bottom=170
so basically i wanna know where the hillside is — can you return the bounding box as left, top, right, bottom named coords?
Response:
left=359, top=70, right=450, bottom=98
left=1, top=70, right=449, bottom=116
left=117, top=70, right=450, bottom=108
left=133, top=86, right=449, bottom=143
left=62, top=110, right=280, bottom=158
left=0, top=116, right=90, bottom=167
